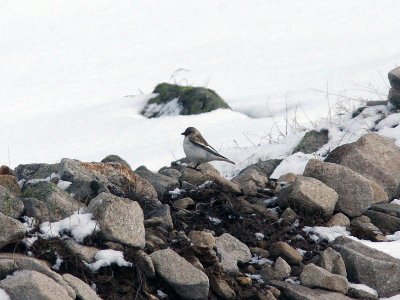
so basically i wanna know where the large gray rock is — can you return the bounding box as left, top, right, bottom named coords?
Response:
left=389, top=66, right=400, bottom=90
left=0, top=253, right=76, bottom=298
left=14, top=163, right=60, bottom=181
left=150, top=249, right=209, bottom=299
left=300, top=263, right=348, bottom=294
left=215, top=233, right=252, bottom=273
left=0, top=186, right=24, bottom=218
left=60, top=158, right=159, bottom=205
left=0, top=212, right=25, bottom=249
left=22, top=181, right=84, bottom=221
left=22, top=198, right=51, bottom=223
left=325, top=133, right=400, bottom=199
left=326, top=213, right=350, bottom=227
left=292, top=129, right=329, bottom=154
left=239, top=159, right=282, bottom=178
left=317, top=247, right=347, bottom=277
left=142, top=83, right=230, bottom=118
left=270, top=280, right=353, bottom=300
left=144, top=204, right=174, bottom=231
left=304, top=159, right=376, bottom=217
left=278, top=176, right=338, bottom=218
left=332, top=236, right=400, bottom=297
left=158, top=167, right=182, bottom=180
left=231, top=169, right=268, bottom=196
left=88, top=193, right=145, bottom=248
left=365, top=210, right=400, bottom=233
left=134, top=166, right=179, bottom=198
left=62, top=273, right=102, bottom=300
left=0, top=174, right=21, bottom=196
left=0, top=270, right=72, bottom=300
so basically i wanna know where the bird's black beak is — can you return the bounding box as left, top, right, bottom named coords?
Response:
left=181, top=132, right=186, bottom=136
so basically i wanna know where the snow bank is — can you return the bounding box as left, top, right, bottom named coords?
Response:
left=85, top=249, right=132, bottom=271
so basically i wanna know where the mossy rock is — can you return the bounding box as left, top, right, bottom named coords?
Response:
left=0, top=186, right=24, bottom=219
left=292, top=129, right=329, bottom=154
left=142, top=83, right=230, bottom=117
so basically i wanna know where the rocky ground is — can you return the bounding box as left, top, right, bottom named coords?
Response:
left=0, top=69, right=400, bottom=300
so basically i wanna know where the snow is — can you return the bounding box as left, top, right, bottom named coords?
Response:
left=303, top=226, right=350, bottom=243
left=142, top=98, right=182, bottom=118
left=52, top=255, right=63, bottom=271
left=25, top=173, right=72, bottom=191
left=270, top=152, right=315, bottom=179
left=391, top=199, right=400, bottom=206
left=39, top=212, right=99, bottom=243
left=85, top=249, right=132, bottom=271
left=255, top=232, right=265, bottom=241
left=1, top=1, right=399, bottom=174
left=0, top=289, right=10, bottom=300
left=348, top=283, right=378, bottom=297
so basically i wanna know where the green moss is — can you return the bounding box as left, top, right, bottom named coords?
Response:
left=22, top=181, right=56, bottom=201
left=143, top=83, right=230, bottom=117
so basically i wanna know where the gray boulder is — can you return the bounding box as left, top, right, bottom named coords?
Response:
left=317, top=247, right=347, bottom=277
left=292, top=129, right=329, bottom=154
left=22, top=181, right=84, bottom=221
left=150, top=249, right=209, bottom=299
left=277, top=176, right=338, bottom=218
left=270, top=280, right=353, bottom=300
left=88, top=193, right=145, bottom=248
left=158, top=167, right=182, bottom=180
left=22, top=198, right=51, bottom=223
left=0, top=213, right=25, bottom=249
left=14, top=163, right=60, bottom=181
left=326, top=213, right=350, bottom=227
left=300, top=263, right=348, bottom=294
left=232, top=169, right=268, bottom=196
left=370, top=202, right=400, bottom=217
left=215, top=233, right=252, bottom=273
left=135, top=166, right=179, bottom=198
left=274, top=257, right=291, bottom=278
left=325, top=133, right=400, bottom=199
left=0, top=175, right=21, bottom=196
left=0, top=186, right=24, bottom=218
left=0, top=270, right=72, bottom=300
left=64, top=239, right=99, bottom=263
left=62, top=273, right=101, bottom=300
left=304, top=159, right=376, bottom=217
left=142, top=83, right=230, bottom=118
left=332, top=236, right=400, bottom=297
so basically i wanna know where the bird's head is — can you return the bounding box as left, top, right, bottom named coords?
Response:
left=181, top=127, right=198, bottom=136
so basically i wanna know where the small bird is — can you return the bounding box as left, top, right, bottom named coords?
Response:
left=181, top=127, right=235, bottom=169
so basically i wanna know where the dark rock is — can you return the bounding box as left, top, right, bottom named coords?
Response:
left=135, top=166, right=179, bottom=198
left=317, top=247, right=347, bottom=277
left=142, top=83, right=230, bottom=118
left=332, top=236, right=400, bottom=297
left=260, top=266, right=283, bottom=282
left=292, top=129, right=329, bottom=154
left=370, top=202, right=400, bottom=218
left=0, top=166, right=14, bottom=176
left=172, top=197, right=195, bottom=210
left=0, top=175, right=21, bottom=196
left=210, top=276, right=236, bottom=299
left=22, top=198, right=51, bottom=223
left=239, top=159, right=282, bottom=178
left=232, top=169, right=268, bottom=196
left=158, top=167, right=182, bottom=180
left=365, top=210, right=400, bottom=233
left=101, top=155, right=131, bottom=169
left=14, top=163, right=60, bottom=181
left=145, top=204, right=174, bottom=231
left=388, top=66, right=400, bottom=90
left=389, top=87, right=400, bottom=108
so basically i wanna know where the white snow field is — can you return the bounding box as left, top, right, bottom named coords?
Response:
left=1, top=1, right=400, bottom=172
